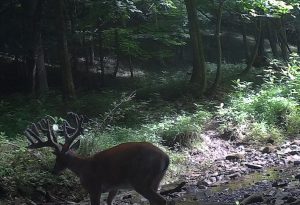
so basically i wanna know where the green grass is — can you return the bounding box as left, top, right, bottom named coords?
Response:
left=217, top=55, right=300, bottom=142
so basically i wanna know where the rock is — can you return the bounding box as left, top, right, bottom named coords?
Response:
left=122, top=194, right=132, bottom=200
left=225, top=153, right=244, bottom=161
left=197, top=179, right=211, bottom=187
left=294, top=161, right=300, bottom=166
left=228, top=172, right=242, bottom=179
left=240, top=193, right=264, bottom=205
left=261, top=145, right=276, bottom=154
left=284, top=196, right=297, bottom=203
left=272, top=180, right=288, bottom=188
left=245, top=163, right=263, bottom=169
left=197, top=184, right=207, bottom=189
left=295, top=174, right=300, bottom=180
left=291, top=140, right=300, bottom=146
left=274, top=199, right=285, bottom=205
left=266, top=138, right=275, bottom=144
left=290, top=199, right=300, bottom=205
left=287, top=150, right=300, bottom=155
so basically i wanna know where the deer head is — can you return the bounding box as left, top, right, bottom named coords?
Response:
left=24, top=112, right=84, bottom=174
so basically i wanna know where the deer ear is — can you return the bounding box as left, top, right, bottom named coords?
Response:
left=70, top=140, right=80, bottom=150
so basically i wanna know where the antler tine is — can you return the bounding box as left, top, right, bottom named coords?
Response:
left=24, top=117, right=61, bottom=151
left=45, top=115, right=56, bottom=124
left=36, top=119, right=48, bottom=131
left=63, top=112, right=84, bottom=147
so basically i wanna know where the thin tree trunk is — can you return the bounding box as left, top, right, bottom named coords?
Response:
left=113, top=28, right=120, bottom=78
left=267, top=19, right=279, bottom=58
left=20, top=0, right=48, bottom=95
left=184, top=0, right=207, bottom=94
left=211, top=0, right=224, bottom=91
left=258, top=21, right=266, bottom=58
left=241, top=17, right=262, bottom=75
left=295, top=13, right=300, bottom=54
left=295, top=17, right=300, bottom=54
left=35, top=33, right=48, bottom=93
left=57, top=0, right=75, bottom=99
left=241, top=19, right=250, bottom=61
left=89, top=37, right=95, bottom=66
left=296, top=13, right=300, bottom=54
left=69, top=4, right=79, bottom=73
left=278, top=18, right=289, bottom=61
left=129, top=55, right=133, bottom=78
left=99, top=32, right=105, bottom=83
left=83, top=37, right=89, bottom=72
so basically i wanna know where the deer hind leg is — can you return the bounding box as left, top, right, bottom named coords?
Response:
left=90, top=192, right=101, bottom=205
left=151, top=172, right=166, bottom=191
left=135, top=187, right=166, bottom=205
left=107, top=190, right=118, bottom=205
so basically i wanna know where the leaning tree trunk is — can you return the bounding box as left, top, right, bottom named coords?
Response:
left=241, top=17, right=262, bottom=75
left=57, top=0, right=76, bottom=99
left=278, top=18, right=289, bottom=61
left=184, top=0, right=207, bottom=94
left=211, top=0, right=225, bottom=92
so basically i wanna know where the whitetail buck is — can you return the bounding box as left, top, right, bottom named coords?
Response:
left=24, top=113, right=169, bottom=205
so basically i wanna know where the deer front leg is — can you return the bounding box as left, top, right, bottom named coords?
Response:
left=107, top=190, right=118, bottom=205
left=90, top=192, right=101, bottom=205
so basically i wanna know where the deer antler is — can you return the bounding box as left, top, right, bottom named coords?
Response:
left=24, top=113, right=84, bottom=152
left=24, top=116, right=61, bottom=151
left=61, top=112, right=84, bottom=149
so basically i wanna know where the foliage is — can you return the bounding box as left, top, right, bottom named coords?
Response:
left=217, top=55, right=300, bottom=142
left=0, top=133, right=85, bottom=202
left=238, top=0, right=294, bottom=16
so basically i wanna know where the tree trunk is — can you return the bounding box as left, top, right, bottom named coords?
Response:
left=278, top=18, right=289, bottom=61
left=98, top=32, right=105, bottom=83
left=296, top=14, right=300, bottom=54
left=35, top=33, right=48, bottom=93
left=211, top=0, right=224, bottom=92
left=257, top=21, right=266, bottom=58
left=241, top=17, right=262, bottom=75
left=89, top=37, right=95, bottom=66
left=129, top=55, right=133, bottom=78
left=20, top=0, right=48, bottom=95
left=57, top=0, right=76, bottom=99
left=184, top=0, right=207, bottom=94
left=69, top=5, right=79, bottom=73
left=267, top=19, right=279, bottom=58
left=113, top=28, right=120, bottom=78
left=241, top=19, right=250, bottom=61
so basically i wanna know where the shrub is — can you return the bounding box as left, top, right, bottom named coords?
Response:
left=216, top=55, right=300, bottom=142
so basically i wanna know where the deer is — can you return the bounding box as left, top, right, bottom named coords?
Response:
left=24, top=113, right=170, bottom=205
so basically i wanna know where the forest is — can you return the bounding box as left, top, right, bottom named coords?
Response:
left=0, top=0, right=300, bottom=204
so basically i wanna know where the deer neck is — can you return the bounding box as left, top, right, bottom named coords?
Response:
left=65, top=152, right=89, bottom=176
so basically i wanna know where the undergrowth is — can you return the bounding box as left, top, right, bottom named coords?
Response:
left=0, top=58, right=299, bottom=203
left=217, top=54, right=300, bottom=142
